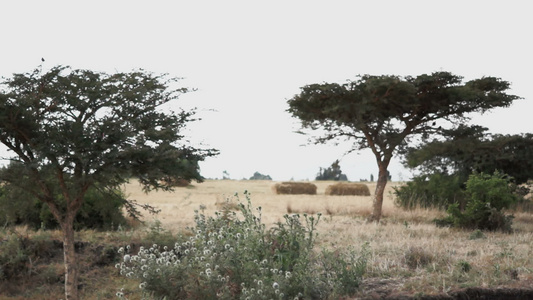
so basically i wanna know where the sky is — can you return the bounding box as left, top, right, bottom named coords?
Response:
left=1, top=1, right=531, bottom=181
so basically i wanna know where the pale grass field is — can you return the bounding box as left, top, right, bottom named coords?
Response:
left=124, top=179, right=533, bottom=295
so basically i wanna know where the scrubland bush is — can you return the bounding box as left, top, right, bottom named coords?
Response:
left=117, top=192, right=369, bottom=299
left=0, top=183, right=127, bottom=231
left=436, top=172, right=519, bottom=232
left=0, top=231, right=60, bottom=283
left=393, top=173, right=465, bottom=210
left=272, top=182, right=317, bottom=195
left=325, top=183, right=370, bottom=196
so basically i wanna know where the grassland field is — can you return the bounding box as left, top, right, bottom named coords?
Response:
left=125, top=179, right=533, bottom=297
left=1, top=179, right=532, bottom=299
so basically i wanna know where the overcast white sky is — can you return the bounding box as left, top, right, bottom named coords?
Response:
left=1, top=1, right=531, bottom=181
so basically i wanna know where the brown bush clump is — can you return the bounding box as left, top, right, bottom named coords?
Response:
left=325, top=183, right=371, bottom=196
left=404, top=246, right=435, bottom=269
left=272, top=182, right=317, bottom=195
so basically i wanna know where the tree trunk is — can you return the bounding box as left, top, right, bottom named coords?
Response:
left=369, top=164, right=389, bottom=223
left=61, top=216, right=79, bottom=300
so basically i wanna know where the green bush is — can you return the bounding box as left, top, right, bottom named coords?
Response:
left=394, top=173, right=465, bottom=210
left=0, top=183, right=127, bottom=231
left=0, top=231, right=59, bottom=282
left=0, top=233, right=29, bottom=281
left=117, top=192, right=369, bottom=299
left=436, top=172, right=518, bottom=232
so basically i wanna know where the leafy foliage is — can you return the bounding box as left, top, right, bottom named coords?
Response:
left=288, top=71, right=519, bottom=221
left=0, top=65, right=218, bottom=299
left=0, top=174, right=126, bottom=230
left=117, top=193, right=369, bottom=299
left=315, top=160, right=348, bottom=181
left=435, top=172, right=519, bottom=232
left=0, top=66, right=217, bottom=217
left=404, top=125, right=533, bottom=185
left=398, top=126, right=532, bottom=212
left=0, top=231, right=61, bottom=283
left=394, top=173, right=465, bottom=210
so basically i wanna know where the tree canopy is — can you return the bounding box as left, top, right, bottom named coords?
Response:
left=288, top=71, right=520, bottom=222
left=0, top=65, right=218, bottom=300
left=315, top=160, right=348, bottom=181
left=404, top=125, right=533, bottom=184
left=249, top=171, right=272, bottom=180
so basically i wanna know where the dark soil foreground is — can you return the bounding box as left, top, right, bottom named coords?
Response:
left=364, top=288, right=533, bottom=300
left=1, top=237, right=533, bottom=299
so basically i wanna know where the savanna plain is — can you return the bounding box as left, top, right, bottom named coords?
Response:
left=1, top=180, right=532, bottom=299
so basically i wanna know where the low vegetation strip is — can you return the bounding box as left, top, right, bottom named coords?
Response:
left=1, top=180, right=532, bottom=299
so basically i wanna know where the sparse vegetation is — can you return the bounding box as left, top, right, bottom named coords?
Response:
left=1, top=180, right=532, bottom=299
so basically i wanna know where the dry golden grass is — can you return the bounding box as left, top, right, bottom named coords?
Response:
left=124, top=179, right=533, bottom=296
left=325, top=182, right=371, bottom=196
left=272, top=181, right=317, bottom=195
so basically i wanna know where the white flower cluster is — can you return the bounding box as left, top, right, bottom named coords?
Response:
left=115, top=196, right=351, bottom=299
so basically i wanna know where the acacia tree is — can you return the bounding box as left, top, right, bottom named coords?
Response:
left=0, top=66, right=218, bottom=300
left=287, top=72, right=519, bottom=222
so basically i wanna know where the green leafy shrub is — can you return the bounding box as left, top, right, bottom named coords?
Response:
left=436, top=172, right=518, bottom=232
left=0, top=233, right=29, bottom=281
left=394, top=173, right=465, bottom=210
left=117, top=192, right=369, bottom=299
left=0, top=183, right=127, bottom=231
left=0, top=231, right=59, bottom=282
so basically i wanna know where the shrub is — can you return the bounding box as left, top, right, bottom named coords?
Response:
left=117, top=192, right=369, bottom=299
left=394, top=173, right=465, bottom=210
left=435, top=172, right=519, bottom=232
left=325, top=183, right=370, bottom=196
left=0, top=231, right=60, bottom=282
left=0, top=183, right=127, bottom=231
left=272, top=182, right=317, bottom=195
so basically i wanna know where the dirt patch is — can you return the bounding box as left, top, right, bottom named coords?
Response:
left=356, top=277, right=533, bottom=300
left=358, top=286, right=533, bottom=300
